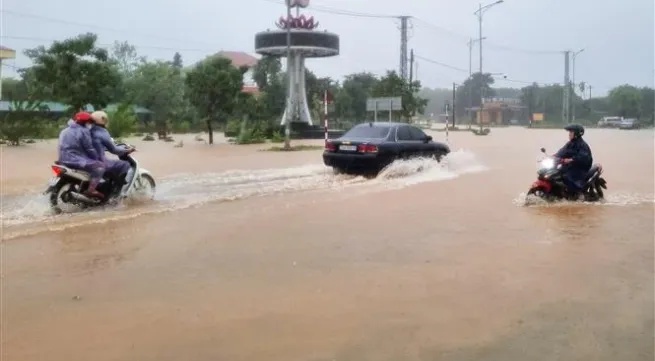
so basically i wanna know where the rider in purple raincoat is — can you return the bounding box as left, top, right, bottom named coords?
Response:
left=57, top=112, right=106, bottom=198
left=89, top=111, right=135, bottom=196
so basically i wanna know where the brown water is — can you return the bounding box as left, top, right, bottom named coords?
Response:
left=1, top=128, right=654, bottom=361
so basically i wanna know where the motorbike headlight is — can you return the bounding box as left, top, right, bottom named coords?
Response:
left=540, top=158, right=555, bottom=169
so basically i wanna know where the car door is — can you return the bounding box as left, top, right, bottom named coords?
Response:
left=407, top=126, right=431, bottom=156
left=395, top=125, right=421, bottom=158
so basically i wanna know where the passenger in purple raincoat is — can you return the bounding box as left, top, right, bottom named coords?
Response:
left=57, top=112, right=106, bottom=198
left=89, top=111, right=134, bottom=194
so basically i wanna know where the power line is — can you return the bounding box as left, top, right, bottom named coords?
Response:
left=0, top=35, right=227, bottom=53
left=0, top=9, right=223, bottom=47
left=414, top=54, right=468, bottom=73
left=411, top=18, right=561, bottom=55
left=259, top=0, right=397, bottom=18
left=2, top=6, right=564, bottom=56
left=414, top=53, right=561, bottom=86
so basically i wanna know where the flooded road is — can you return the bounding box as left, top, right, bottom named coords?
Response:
left=1, top=128, right=654, bottom=361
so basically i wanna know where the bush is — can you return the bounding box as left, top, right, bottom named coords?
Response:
left=0, top=100, right=50, bottom=145
left=107, top=103, right=137, bottom=138
left=168, top=120, right=192, bottom=134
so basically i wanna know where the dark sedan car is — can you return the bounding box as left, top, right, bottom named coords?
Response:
left=323, top=122, right=450, bottom=175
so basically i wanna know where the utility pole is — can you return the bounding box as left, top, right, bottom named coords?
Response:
left=468, top=38, right=473, bottom=125
left=571, top=48, right=584, bottom=122
left=474, top=1, right=503, bottom=130
left=398, top=16, right=410, bottom=81
left=409, top=49, right=414, bottom=84
left=452, top=83, right=457, bottom=128
left=562, top=50, right=570, bottom=124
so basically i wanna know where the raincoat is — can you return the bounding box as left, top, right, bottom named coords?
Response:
left=90, top=125, right=131, bottom=177
left=555, top=137, right=593, bottom=190
left=57, top=120, right=101, bottom=168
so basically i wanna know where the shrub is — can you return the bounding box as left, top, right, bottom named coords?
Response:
left=107, top=103, right=137, bottom=138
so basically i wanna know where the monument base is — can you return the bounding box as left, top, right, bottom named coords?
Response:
left=281, top=122, right=345, bottom=139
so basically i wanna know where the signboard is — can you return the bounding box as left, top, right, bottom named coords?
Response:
left=366, top=97, right=403, bottom=112
left=532, top=113, right=544, bottom=121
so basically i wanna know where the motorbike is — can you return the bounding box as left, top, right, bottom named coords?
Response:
left=45, top=143, right=156, bottom=213
left=527, top=147, right=607, bottom=202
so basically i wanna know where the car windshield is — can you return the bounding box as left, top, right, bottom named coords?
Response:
left=343, top=125, right=390, bottom=139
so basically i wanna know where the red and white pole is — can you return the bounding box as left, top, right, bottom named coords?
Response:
left=323, top=90, right=329, bottom=145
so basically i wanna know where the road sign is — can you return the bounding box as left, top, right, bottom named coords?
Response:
left=366, top=97, right=403, bottom=112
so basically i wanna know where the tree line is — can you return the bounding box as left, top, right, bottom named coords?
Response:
left=1, top=32, right=652, bottom=146
left=0, top=32, right=427, bottom=145
left=421, top=73, right=654, bottom=126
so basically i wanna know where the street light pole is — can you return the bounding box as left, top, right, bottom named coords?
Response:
left=284, top=0, right=292, bottom=149
left=474, top=0, right=503, bottom=130
left=571, top=48, right=584, bottom=122
left=467, top=37, right=485, bottom=127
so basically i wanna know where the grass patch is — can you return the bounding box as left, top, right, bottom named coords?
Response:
left=265, top=144, right=323, bottom=152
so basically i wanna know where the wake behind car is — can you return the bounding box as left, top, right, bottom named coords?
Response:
left=323, top=122, right=450, bottom=175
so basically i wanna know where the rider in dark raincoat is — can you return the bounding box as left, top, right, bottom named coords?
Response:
left=57, top=112, right=105, bottom=198
left=554, top=124, right=593, bottom=193
left=89, top=111, right=135, bottom=195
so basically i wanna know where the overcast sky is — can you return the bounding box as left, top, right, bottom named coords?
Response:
left=1, top=0, right=653, bottom=96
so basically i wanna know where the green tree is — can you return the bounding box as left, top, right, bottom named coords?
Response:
left=124, top=60, right=185, bottom=129
left=110, top=40, right=142, bottom=77
left=252, top=55, right=282, bottom=91
left=23, top=32, right=121, bottom=110
left=334, top=72, right=378, bottom=121
left=106, top=102, right=137, bottom=139
left=639, top=87, right=654, bottom=124
left=372, top=70, right=427, bottom=121
left=185, top=56, right=247, bottom=144
left=1, top=77, right=29, bottom=101
left=608, top=84, right=642, bottom=118
left=0, top=100, right=48, bottom=145
left=455, top=72, right=496, bottom=118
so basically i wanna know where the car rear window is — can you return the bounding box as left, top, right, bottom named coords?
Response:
left=343, top=125, right=390, bottom=138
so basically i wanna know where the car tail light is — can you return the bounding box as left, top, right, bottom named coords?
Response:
left=51, top=165, right=62, bottom=176
left=357, top=144, right=378, bottom=153
left=325, top=140, right=337, bottom=151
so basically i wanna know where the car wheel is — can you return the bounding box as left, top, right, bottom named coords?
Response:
left=332, top=167, right=345, bottom=175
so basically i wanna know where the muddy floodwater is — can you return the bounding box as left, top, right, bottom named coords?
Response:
left=1, top=127, right=654, bottom=361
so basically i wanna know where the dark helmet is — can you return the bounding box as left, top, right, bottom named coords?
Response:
left=564, top=123, right=585, bottom=138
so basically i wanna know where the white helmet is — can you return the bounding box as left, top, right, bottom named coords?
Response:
left=90, top=111, right=109, bottom=125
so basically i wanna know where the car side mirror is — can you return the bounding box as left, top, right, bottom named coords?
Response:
left=540, top=147, right=546, bottom=153
left=424, top=135, right=433, bottom=143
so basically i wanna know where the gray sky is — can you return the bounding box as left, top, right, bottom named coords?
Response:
left=1, top=0, right=653, bottom=96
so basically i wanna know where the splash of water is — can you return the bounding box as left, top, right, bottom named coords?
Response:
left=376, top=149, right=488, bottom=188
left=1, top=150, right=488, bottom=236
left=514, top=191, right=655, bottom=207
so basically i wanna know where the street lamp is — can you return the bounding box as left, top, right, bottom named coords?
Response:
left=473, top=0, right=503, bottom=128
left=467, top=36, right=486, bottom=126
left=571, top=48, right=584, bottom=122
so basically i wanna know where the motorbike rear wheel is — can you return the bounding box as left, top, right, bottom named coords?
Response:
left=49, top=182, right=84, bottom=214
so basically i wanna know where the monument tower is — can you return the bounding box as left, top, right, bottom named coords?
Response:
left=254, top=0, right=340, bottom=126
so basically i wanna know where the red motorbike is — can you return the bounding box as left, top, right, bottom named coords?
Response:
left=527, top=148, right=607, bottom=202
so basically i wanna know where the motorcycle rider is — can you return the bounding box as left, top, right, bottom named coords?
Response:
left=57, top=111, right=106, bottom=198
left=554, top=123, right=593, bottom=194
left=89, top=110, right=135, bottom=196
